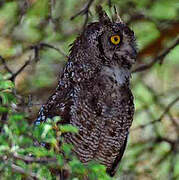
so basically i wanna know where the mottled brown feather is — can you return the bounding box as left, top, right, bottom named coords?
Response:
left=35, top=6, right=137, bottom=177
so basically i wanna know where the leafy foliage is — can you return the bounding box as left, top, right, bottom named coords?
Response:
left=0, top=74, right=111, bottom=179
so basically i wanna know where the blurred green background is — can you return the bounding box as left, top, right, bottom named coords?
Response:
left=0, top=0, right=179, bottom=179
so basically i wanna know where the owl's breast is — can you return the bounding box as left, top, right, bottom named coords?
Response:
left=64, top=66, right=134, bottom=169
left=100, top=66, right=131, bottom=86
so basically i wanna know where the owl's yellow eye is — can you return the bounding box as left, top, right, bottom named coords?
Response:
left=110, top=35, right=121, bottom=45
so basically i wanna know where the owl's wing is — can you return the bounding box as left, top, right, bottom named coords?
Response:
left=34, top=87, right=73, bottom=126
left=34, top=61, right=74, bottom=126
left=106, top=135, right=128, bottom=177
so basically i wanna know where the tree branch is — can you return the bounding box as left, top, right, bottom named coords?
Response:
left=9, top=57, right=32, bottom=82
left=108, top=0, right=112, bottom=7
left=11, top=163, right=38, bottom=179
left=133, top=36, right=179, bottom=73
left=0, top=56, right=13, bottom=74
left=13, top=153, right=57, bottom=163
left=70, top=0, right=94, bottom=30
left=137, top=22, right=179, bottom=62
left=37, top=43, right=68, bottom=59
left=1, top=159, right=39, bottom=179
left=1, top=42, right=67, bottom=82
left=132, top=96, right=179, bottom=130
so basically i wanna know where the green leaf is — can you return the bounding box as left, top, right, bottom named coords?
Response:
left=0, top=106, right=8, bottom=113
left=9, top=114, right=24, bottom=121
left=0, top=80, right=14, bottom=89
left=61, top=143, right=73, bottom=156
left=56, top=154, right=64, bottom=166
left=24, top=147, right=54, bottom=157
left=69, top=158, right=86, bottom=175
left=0, top=92, right=16, bottom=104
left=28, top=0, right=49, bottom=18
left=0, top=145, right=10, bottom=154
left=37, top=166, right=52, bottom=180
left=59, top=124, right=78, bottom=134
left=52, top=116, right=61, bottom=123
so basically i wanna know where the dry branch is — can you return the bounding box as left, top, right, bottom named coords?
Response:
left=132, top=96, right=179, bottom=130
left=137, top=22, right=179, bottom=61
left=70, top=0, right=95, bottom=30
left=13, top=153, right=57, bottom=163
left=132, top=36, right=179, bottom=73
left=0, top=56, right=13, bottom=74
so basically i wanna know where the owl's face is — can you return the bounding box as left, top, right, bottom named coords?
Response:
left=82, top=9, right=137, bottom=69
left=99, top=22, right=137, bottom=68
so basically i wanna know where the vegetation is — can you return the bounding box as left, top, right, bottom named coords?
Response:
left=0, top=0, right=179, bottom=179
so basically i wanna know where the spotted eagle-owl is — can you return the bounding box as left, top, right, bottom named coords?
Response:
left=35, top=6, right=137, bottom=176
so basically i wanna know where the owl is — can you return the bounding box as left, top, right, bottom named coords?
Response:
left=35, top=6, right=137, bottom=177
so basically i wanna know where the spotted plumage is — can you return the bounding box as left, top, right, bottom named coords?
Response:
left=35, top=6, right=137, bottom=176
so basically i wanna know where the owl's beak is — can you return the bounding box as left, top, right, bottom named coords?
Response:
left=114, top=47, right=137, bottom=65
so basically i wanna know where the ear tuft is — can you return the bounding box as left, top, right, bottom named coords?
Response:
left=96, top=5, right=111, bottom=24
left=113, top=6, right=124, bottom=24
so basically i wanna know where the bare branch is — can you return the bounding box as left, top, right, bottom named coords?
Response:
left=0, top=56, right=13, bottom=74
left=132, top=96, right=179, bottom=130
left=1, top=159, right=39, bottom=179
left=0, top=108, right=8, bottom=133
left=132, top=36, right=179, bottom=73
left=0, top=42, right=68, bottom=82
left=0, top=55, right=34, bottom=82
left=13, top=153, right=57, bottom=163
left=48, top=0, right=56, bottom=19
left=108, top=0, right=112, bottom=7
left=127, top=12, right=154, bottom=25
left=9, top=57, right=32, bottom=82
left=38, top=43, right=68, bottom=59
left=1, top=47, right=38, bottom=82
left=11, top=163, right=38, bottom=179
left=70, top=0, right=94, bottom=30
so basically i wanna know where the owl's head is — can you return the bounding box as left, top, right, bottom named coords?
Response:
left=77, top=6, right=137, bottom=69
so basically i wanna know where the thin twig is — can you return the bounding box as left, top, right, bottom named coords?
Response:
left=0, top=107, right=8, bottom=133
left=2, top=42, right=68, bottom=82
left=11, top=163, right=38, bottom=179
left=70, top=0, right=94, bottom=30
left=127, top=12, right=154, bottom=25
left=132, top=36, right=179, bottom=73
left=132, top=96, right=179, bottom=130
left=142, top=81, right=179, bottom=131
left=9, top=57, right=32, bottom=81
left=13, top=153, right=57, bottom=163
left=38, top=43, right=68, bottom=59
left=2, top=160, right=39, bottom=179
left=48, top=0, right=55, bottom=19
left=0, top=56, right=13, bottom=74
left=1, top=46, right=39, bottom=82
left=1, top=55, right=33, bottom=82
left=108, top=0, right=112, bottom=7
